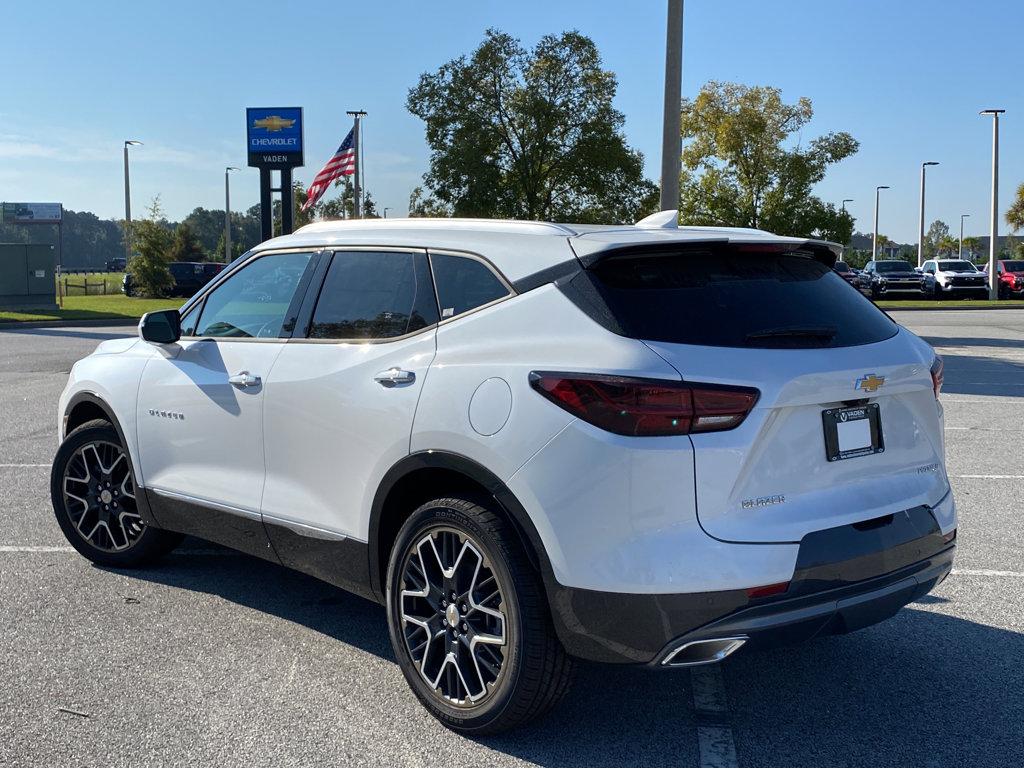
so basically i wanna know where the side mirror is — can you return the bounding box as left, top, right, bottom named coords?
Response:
left=139, top=309, right=181, bottom=344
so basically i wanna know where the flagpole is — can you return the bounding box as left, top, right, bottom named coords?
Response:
left=346, top=109, right=366, bottom=218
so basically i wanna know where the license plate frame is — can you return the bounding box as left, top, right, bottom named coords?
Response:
left=822, top=403, right=884, bottom=462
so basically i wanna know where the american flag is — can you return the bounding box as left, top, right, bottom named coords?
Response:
left=301, top=127, right=356, bottom=211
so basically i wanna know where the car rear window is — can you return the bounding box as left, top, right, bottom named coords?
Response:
left=562, top=246, right=898, bottom=349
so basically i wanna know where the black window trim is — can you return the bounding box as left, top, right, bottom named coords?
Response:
left=427, top=247, right=516, bottom=326
left=180, top=248, right=322, bottom=342
left=296, top=246, right=441, bottom=345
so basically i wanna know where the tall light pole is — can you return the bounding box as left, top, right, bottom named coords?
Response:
left=346, top=110, right=367, bottom=218
left=383, top=207, right=391, bottom=219
left=224, top=167, right=239, bottom=262
left=981, top=109, right=1005, bottom=299
left=918, top=161, right=939, bottom=267
left=841, top=198, right=853, bottom=212
left=873, top=186, right=889, bottom=260
left=959, top=213, right=970, bottom=259
left=123, top=140, right=142, bottom=263
left=660, top=0, right=684, bottom=212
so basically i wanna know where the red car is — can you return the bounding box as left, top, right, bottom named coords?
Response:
left=993, top=259, right=1024, bottom=298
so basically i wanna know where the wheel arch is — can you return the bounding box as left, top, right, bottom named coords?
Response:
left=368, top=451, right=553, bottom=603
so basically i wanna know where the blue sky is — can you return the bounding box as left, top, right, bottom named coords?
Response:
left=3, top=0, right=1022, bottom=242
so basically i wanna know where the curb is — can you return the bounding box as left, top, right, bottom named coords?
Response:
left=879, top=304, right=1024, bottom=312
left=0, top=318, right=140, bottom=330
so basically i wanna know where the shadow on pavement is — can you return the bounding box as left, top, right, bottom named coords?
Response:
left=109, top=545, right=1023, bottom=767
left=2, top=327, right=134, bottom=342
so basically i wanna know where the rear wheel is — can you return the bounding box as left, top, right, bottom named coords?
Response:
left=385, top=496, right=573, bottom=734
left=50, top=419, right=181, bottom=567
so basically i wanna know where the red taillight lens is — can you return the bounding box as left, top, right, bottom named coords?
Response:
left=746, top=581, right=790, bottom=600
left=930, top=356, right=944, bottom=399
left=529, top=372, right=758, bottom=437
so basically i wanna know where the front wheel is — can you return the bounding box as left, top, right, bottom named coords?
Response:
left=50, top=419, right=181, bottom=567
left=385, top=497, right=573, bottom=734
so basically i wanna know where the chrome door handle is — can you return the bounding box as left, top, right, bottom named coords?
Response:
left=374, top=367, right=416, bottom=386
left=228, top=371, right=261, bottom=389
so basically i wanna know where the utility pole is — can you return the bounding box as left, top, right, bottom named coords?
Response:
left=959, top=213, right=970, bottom=260
left=873, top=186, right=889, bottom=260
left=224, top=167, right=239, bottom=262
left=660, top=0, right=684, bottom=213
left=123, top=140, right=142, bottom=263
left=918, top=161, right=939, bottom=267
left=346, top=110, right=367, bottom=218
left=981, top=109, right=1005, bottom=299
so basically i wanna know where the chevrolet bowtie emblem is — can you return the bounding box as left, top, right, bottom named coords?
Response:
left=855, top=373, right=885, bottom=393
left=253, top=115, right=296, bottom=132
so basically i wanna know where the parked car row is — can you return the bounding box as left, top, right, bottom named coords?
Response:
left=833, top=258, right=1024, bottom=300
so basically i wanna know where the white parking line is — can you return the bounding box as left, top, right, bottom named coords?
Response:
left=0, top=463, right=50, bottom=468
left=953, top=568, right=1024, bottom=578
left=953, top=474, right=1024, bottom=479
left=690, top=665, right=739, bottom=768
left=0, top=545, right=239, bottom=555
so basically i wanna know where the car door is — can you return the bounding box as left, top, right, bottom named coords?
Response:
left=922, top=261, right=935, bottom=291
left=135, top=250, right=318, bottom=554
left=259, top=248, right=439, bottom=588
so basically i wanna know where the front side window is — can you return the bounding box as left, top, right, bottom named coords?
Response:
left=194, top=252, right=313, bottom=338
left=430, top=253, right=510, bottom=319
left=309, top=251, right=438, bottom=340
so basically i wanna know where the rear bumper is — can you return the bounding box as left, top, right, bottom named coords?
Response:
left=547, top=506, right=955, bottom=665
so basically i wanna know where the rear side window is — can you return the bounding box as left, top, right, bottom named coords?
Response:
left=309, top=251, right=438, bottom=340
left=566, top=247, right=898, bottom=349
left=430, top=253, right=510, bottom=319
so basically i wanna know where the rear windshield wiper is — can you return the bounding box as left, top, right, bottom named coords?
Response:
left=744, top=326, right=837, bottom=344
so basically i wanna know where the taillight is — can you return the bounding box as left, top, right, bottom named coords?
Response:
left=930, top=356, right=944, bottom=399
left=746, top=581, right=790, bottom=600
left=528, top=372, right=759, bottom=437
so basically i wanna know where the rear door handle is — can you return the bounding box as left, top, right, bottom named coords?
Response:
left=228, top=371, right=261, bottom=389
left=374, top=368, right=416, bottom=386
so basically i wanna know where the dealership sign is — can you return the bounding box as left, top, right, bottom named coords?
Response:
left=246, top=107, right=304, bottom=169
left=2, top=202, right=62, bottom=223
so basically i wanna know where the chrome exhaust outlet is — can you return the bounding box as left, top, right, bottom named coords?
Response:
left=661, top=636, right=748, bottom=667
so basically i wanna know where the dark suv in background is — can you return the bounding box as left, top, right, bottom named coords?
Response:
left=123, top=261, right=225, bottom=297
left=862, top=259, right=926, bottom=299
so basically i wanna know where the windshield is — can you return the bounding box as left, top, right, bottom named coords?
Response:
left=937, top=261, right=977, bottom=272
left=875, top=261, right=913, bottom=273
left=834, top=262, right=851, bottom=273
left=1003, top=260, right=1024, bottom=272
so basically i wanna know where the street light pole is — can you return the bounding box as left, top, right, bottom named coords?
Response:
left=873, top=186, right=889, bottom=260
left=918, top=161, right=939, bottom=267
left=959, top=213, right=970, bottom=259
left=981, top=109, right=1005, bottom=300
left=224, top=167, right=239, bottom=262
left=383, top=207, right=391, bottom=219
left=123, top=140, right=142, bottom=263
left=660, top=0, right=684, bottom=212
left=841, top=198, right=853, bottom=212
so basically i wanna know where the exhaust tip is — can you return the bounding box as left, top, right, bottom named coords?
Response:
left=661, top=636, right=748, bottom=667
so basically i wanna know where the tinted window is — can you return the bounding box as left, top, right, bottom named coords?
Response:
left=430, top=253, right=509, bottom=319
left=937, top=261, right=977, bottom=271
left=309, top=251, right=438, bottom=340
left=1003, top=260, right=1024, bottom=272
left=875, top=261, right=912, bottom=273
left=567, top=247, right=897, bottom=349
left=194, top=252, right=312, bottom=338
left=180, top=304, right=200, bottom=337
left=834, top=261, right=851, bottom=273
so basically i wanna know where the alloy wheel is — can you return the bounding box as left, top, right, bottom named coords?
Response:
left=398, top=527, right=508, bottom=706
left=61, top=441, right=144, bottom=552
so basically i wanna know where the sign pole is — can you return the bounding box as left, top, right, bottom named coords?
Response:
left=246, top=107, right=305, bottom=240
left=281, top=166, right=294, bottom=235
left=346, top=110, right=366, bottom=218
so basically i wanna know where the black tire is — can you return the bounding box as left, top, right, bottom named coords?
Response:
left=385, top=496, right=573, bottom=734
left=50, top=419, right=182, bottom=567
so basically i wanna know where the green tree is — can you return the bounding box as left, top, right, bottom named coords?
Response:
left=961, top=236, right=983, bottom=260
left=320, top=177, right=380, bottom=220
left=128, top=197, right=174, bottom=297
left=407, top=28, right=658, bottom=223
left=678, top=81, right=859, bottom=237
left=408, top=186, right=450, bottom=218
left=273, top=181, right=319, bottom=235
left=924, top=219, right=950, bottom=258
left=1007, top=182, right=1024, bottom=233
left=167, top=221, right=207, bottom=262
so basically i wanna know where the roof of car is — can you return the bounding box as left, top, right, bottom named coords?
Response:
left=254, top=216, right=841, bottom=284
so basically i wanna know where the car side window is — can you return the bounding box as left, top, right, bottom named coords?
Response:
left=179, top=304, right=200, bottom=337
left=430, top=253, right=510, bottom=319
left=193, top=252, right=313, bottom=339
left=308, top=251, right=438, bottom=340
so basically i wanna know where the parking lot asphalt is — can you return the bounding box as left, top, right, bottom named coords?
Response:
left=0, top=311, right=1022, bottom=767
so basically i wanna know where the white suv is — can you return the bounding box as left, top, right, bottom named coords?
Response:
left=52, top=214, right=957, bottom=733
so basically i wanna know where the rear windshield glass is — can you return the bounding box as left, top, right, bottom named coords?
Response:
left=570, top=248, right=898, bottom=349
left=937, top=261, right=977, bottom=271
left=875, top=261, right=913, bottom=273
